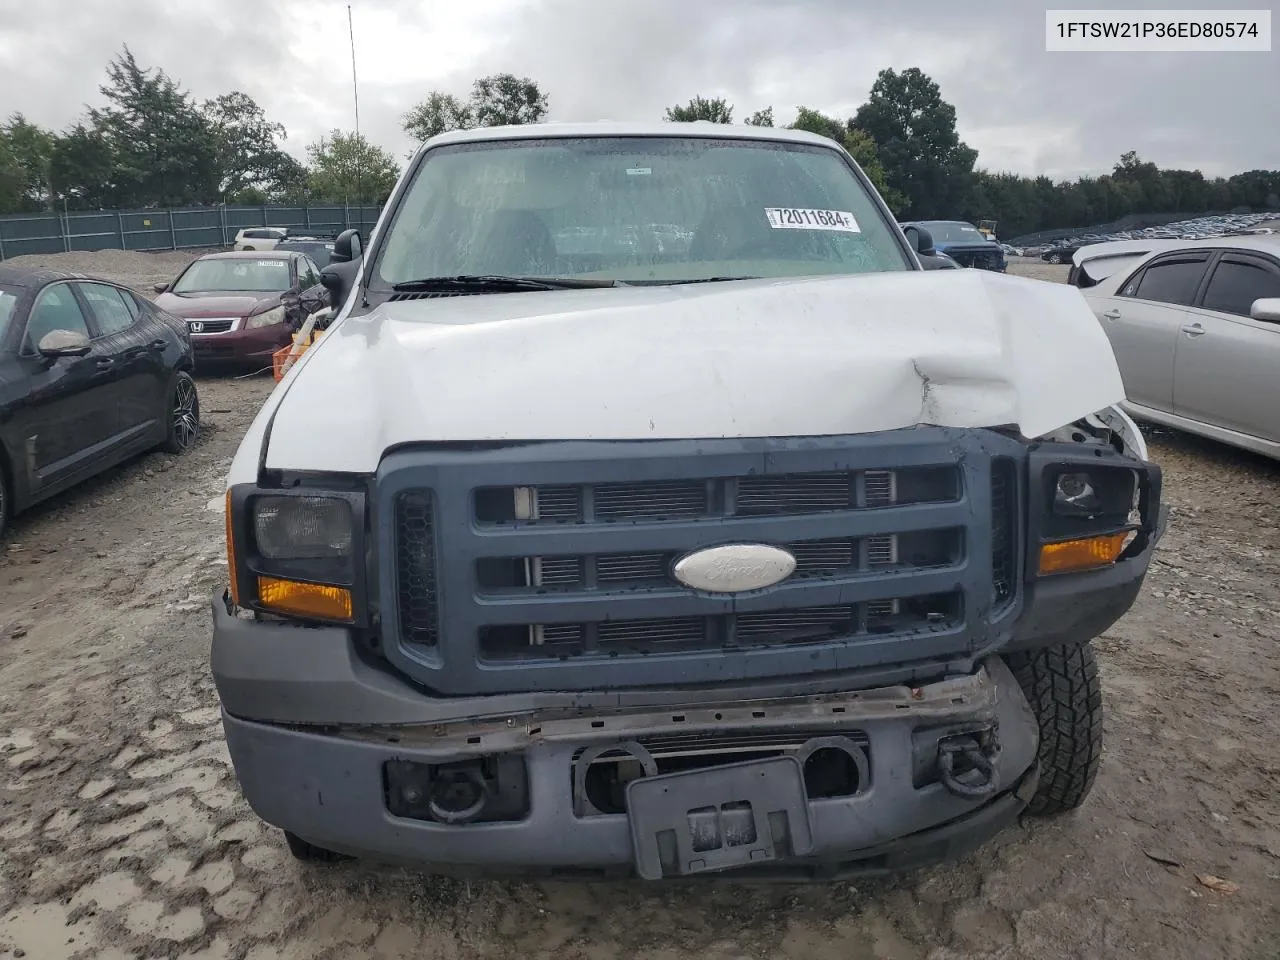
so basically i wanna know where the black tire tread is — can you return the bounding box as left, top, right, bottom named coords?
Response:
left=1004, top=642, right=1103, bottom=816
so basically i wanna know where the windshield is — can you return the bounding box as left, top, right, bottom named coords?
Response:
left=173, top=258, right=292, bottom=294
left=0, top=285, right=17, bottom=342
left=375, top=136, right=911, bottom=286
left=922, top=221, right=989, bottom=244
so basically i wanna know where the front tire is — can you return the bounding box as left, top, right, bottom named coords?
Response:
left=1047, top=253, right=1063, bottom=264
left=1005, top=642, right=1103, bottom=815
left=162, top=371, right=200, bottom=454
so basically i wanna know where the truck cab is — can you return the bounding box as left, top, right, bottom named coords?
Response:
left=212, top=122, right=1165, bottom=881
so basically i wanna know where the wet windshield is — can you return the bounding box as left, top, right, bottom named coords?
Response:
left=173, top=258, right=292, bottom=293
left=374, top=136, right=911, bottom=286
left=921, top=221, right=989, bottom=243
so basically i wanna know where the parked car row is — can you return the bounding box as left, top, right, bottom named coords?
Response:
left=1031, top=211, right=1280, bottom=263
left=231, top=228, right=337, bottom=266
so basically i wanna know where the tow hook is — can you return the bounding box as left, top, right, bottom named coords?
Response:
left=937, top=731, right=1001, bottom=800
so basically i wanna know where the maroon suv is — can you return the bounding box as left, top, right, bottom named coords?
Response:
left=154, top=251, right=326, bottom=368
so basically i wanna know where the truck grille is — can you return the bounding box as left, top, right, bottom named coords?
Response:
left=383, top=430, right=1022, bottom=695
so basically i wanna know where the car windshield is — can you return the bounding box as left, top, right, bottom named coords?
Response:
left=173, top=258, right=292, bottom=293
left=374, top=136, right=911, bottom=286
left=0, top=285, right=17, bottom=341
left=923, top=222, right=989, bottom=243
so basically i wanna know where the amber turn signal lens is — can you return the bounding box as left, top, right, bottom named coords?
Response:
left=226, top=490, right=241, bottom=607
left=1037, top=532, right=1129, bottom=576
left=257, top=576, right=354, bottom=621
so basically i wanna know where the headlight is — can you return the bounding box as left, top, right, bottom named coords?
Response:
left=252, top=495, right=353, bottom=558
left=1051, top=469, right=1136, bottom=520
left=245, top=305, right=287, bottom=329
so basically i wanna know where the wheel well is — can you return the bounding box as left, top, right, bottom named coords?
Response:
left=0, top=440, right=14, bottom=509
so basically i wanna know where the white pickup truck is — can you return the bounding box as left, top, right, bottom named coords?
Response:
left=212, top=122, right=1166, bottom=881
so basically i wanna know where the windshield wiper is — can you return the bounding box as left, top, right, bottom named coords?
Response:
left=391, top=275, right=618, bottom=292
left=658, top=276, right=762, bottom=285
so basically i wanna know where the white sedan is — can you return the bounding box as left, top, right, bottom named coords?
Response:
left=1074, top=236, right=1280, bottom=459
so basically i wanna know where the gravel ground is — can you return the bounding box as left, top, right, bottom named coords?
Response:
left=0, top=251, right=1277, bottom=960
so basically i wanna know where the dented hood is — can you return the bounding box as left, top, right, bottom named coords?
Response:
left=262, top=270, right=1125, bottom=473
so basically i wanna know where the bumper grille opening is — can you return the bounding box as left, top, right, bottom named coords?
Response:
left=574, top=730, right=871, bottom=816
left=478, top=591, right=962, bottom=661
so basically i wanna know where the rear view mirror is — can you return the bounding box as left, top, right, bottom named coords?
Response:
left=37, top=329, right=92, bottom=358
left=902, top=225, right=936, bottom=258
left=1250, top=298, right=1280, bottom=322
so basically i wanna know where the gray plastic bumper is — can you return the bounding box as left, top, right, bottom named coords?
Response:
left=219, top=658, right=1038, bottom=879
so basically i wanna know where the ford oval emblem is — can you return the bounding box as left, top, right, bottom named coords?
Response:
left=672, top=543, right=797, bottom=594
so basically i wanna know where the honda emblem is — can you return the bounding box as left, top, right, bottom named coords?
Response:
left=188, top=321, right=204, bottom=333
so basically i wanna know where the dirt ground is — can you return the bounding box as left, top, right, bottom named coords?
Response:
left=0, top=251, right=1277, bottom=960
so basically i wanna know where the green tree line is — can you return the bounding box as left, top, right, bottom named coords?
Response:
left=0, top=46, right=400, bottom=213
left=4, top=52, right=1277, bottom=242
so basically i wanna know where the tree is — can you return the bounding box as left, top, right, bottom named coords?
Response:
left=402, top=92, right=472, bottom=141
left=744, top=107, right=774, bottom=127
left=203, top=91, right=298, bottom=201
left=306, top=130, right=400, bottom=204
left=88, top=46, right=220, bottom=207
left=664, top=96, right=733, bottom=123
left=403, top=74, right=549, bottom=142
left=1, top=114, right=56, bottom=210
left=788, top=107, right=903, bottom=211
left=853, top=67, right=978, bottom=219
left=49, top=122, right=119, bottom=209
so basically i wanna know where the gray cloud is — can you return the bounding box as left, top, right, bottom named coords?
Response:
left=0, top=0, right=1276, bottom=181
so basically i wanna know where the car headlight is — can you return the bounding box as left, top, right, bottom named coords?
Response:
left=1051, top=468, right=1136, bottom=520
left=252, top=495, right=353, bottom=559
left=226, top=488, right=364, bottom=623
left=245, top=305, right=287, bottom=329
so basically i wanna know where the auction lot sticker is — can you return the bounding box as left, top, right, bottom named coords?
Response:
left=765, top=208, right=860, bottom=232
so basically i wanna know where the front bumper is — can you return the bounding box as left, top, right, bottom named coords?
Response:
left=218, top=652, right=1039, bottom=880
left=191, top=324, right=292, bottom=365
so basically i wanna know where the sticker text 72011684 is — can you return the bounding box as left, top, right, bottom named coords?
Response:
left=765, top=208, right=860, bottom=232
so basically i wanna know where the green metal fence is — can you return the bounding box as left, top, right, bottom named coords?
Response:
left=0, top=203, right=383, bottom=261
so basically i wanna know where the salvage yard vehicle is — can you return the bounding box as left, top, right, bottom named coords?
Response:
left=900, top=220, right=1006, bottom=272
left=153, top=251, right=326, bottom=369
left=1078, top=235, right=1280, bottom=460
left=233, top=227, right=290, bottom=251
left=212, top=122, right=1167, bottom=880
left=0, top=264, right=199, bottom=540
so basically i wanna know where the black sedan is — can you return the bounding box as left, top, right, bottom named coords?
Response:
left=0, top=264, right=199, bottom=539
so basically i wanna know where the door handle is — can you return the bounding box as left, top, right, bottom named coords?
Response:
left=1102, top=309, right=1121, bottom=320
left=1181, top=323, right=1206, bottom=337
left=149, top=339, right=167, bottom=350
left=95, top=357, right=115, bottom=367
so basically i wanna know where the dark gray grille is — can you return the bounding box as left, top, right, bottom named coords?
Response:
left=395, top=491, right=439, bottom=646
left=477, top=468, right=951, bottom=526
left=480, top=593, right=962, bottom=661
left=991, top=458, right=1017, bottom=608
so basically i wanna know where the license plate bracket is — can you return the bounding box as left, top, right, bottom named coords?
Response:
left=626, top=756, right=814, bottom=880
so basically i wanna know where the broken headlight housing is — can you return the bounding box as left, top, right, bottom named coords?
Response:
left=1050, top=468, right=1136, bottom=521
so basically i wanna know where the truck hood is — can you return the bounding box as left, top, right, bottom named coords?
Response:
left=259, top=270, right=1125, bottom=474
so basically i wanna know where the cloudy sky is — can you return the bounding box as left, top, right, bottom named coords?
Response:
left=0, top=0, right=1275, bottom=180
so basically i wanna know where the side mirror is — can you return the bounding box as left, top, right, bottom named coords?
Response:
left=153, top=282, right=170, bottom=294
left=320, top=259, right=361, bottom=312
left=902, top=225, right=936, bottom=258
left=331, top=228, right=363, bottom=264
left=37, top=329, right=92, bottom=358
left=1250, top=298, right=1280, bottom=322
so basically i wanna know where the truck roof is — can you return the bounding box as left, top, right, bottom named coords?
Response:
left=420, top=121, right=842, bottom=151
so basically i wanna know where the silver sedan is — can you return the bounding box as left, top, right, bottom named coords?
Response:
left=1075, top=236, right=1280, bottom=459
